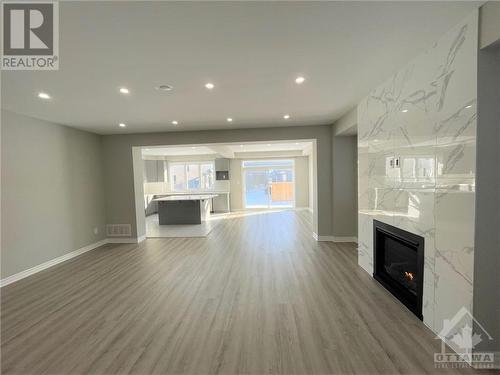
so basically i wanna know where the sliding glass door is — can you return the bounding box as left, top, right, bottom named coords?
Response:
left=244, top=169, right=270, bottom=207
left=243, top=160, right=294, bottom=208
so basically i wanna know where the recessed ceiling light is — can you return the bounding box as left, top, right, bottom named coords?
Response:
left=172, top=120, right=178, bottom=125
left=295, top=142, right=299, bottom=145
left=119, top=87, right=129, bottom=94
left=465, top=105, right=473, bottom=109
left=402, top=109, right=409, bottom=113
left=227, top=118, right=233, bottom=122
left=205, top=82, right=215, bottom=90
left=283, top=114, right=290, bottom=119
left=156, top=84, right=174, bottom=91
left=119, top=123, right=126, bottom=128
left=38, top=92, right=51, bottom=99
left=191, top=146, right=196, bottom=149
left=295, top=76, right=305, bottom=84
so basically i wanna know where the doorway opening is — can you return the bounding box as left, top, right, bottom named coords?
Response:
left=242, top=159, right=295, bottom=209
left=132, top=140, right=318, bottom=239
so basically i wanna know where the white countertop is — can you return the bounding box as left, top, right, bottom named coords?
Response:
left=153, top=194, right=219, bottom=201
left=149, top=191, right=229, bottom=196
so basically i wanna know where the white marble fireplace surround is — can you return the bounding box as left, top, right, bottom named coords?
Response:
left=357, top=11, right=478, bottom=338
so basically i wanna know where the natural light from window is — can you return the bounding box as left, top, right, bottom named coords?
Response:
left=170, top=162, right=214, bottom=191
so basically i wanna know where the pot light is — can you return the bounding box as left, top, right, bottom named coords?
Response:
left=119, top=123, right=126, bottom=128
left=402, top=109, right=409, bottom=113
left=205, top=82, right=215, bottom=90
left=295, top=76, right=305, bottom=84
left=227, top=118, right=233, bottom=122
left=172, top=120, right=178, bottom=125
left=119, top=87, right=129, bottom=94
left=156, top=84, right=173, bottom=91
left=283, top=114, right=290, bottom=119
left=465, top=105, right=473, bottom=109
left=38, top=92, right=51, bottom=99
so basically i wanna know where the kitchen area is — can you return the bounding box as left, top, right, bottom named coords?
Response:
left=140, top=141, right=313, bottom=238
left=142, top=146, right=231, bottom=237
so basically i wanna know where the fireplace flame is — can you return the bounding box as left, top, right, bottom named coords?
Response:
left=404, top=271, right=414, bottom=281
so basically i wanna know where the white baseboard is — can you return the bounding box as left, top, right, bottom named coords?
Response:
left=1, top=236, right=147, bottom=287
left=333, top=236, right=358, bottom=243
left=106, top=237, right=143, bottom=244
left=0, top=239, right=107, bottom=287
left=312, top=232, right=358, bottom=243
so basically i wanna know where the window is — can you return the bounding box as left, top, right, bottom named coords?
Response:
left=187, top=164, right=200, bottom=190
left=242, top=159, right=294, bottom=168
left=169, top=161, right=214, bottom=191
left=200, top=163, right=214, bottom=189
left=170, top=164, right=186, bottom=191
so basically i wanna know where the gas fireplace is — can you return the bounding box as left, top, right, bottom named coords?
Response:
left=373, top=220, right=424, bottom=320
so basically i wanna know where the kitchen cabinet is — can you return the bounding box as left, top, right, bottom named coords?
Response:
left=144, top=160, right=165, bottom=183
left=215, top=158, right=230, bottom=172
left=215, top=158, right=230, bottom=180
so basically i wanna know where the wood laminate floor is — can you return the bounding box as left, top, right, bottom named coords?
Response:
left=1, top=210, right=483, bottom=374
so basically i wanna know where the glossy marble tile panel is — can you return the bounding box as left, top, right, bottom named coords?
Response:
left=434, top=190, right=475, bottom=285
left=357, top=11, right=478, bottom=337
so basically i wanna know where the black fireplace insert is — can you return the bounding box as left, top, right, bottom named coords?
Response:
left=373, top=220, right=424, bottom=320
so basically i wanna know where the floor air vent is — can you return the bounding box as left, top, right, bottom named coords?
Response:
left=106, top=224, right=132, bottom=237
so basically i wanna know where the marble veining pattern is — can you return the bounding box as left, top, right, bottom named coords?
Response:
left=357, top=11, right=478, bottom=342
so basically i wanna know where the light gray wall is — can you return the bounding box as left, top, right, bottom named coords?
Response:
left=333, top=107, right=357, bottom=136
left=479, top=1, right=500, bottom=49
left=331, top=134, right=358, bottom=237
left=132, top=147, right=146, bottom=238
left=229, top=159, right=243, bottom=210
left=1, top=110, right=107, bottom=278
left=294, top=156, right=309, bottom=208
left=229, top=156, right=309, bottom=210
left=473, top=44, right=500, bottom=354
left=102, top=126, right=331, bottom=238
left=308, top=151, right=314, bottom=210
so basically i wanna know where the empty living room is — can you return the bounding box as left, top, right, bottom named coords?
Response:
left=1, top=1, right=499, bottom=374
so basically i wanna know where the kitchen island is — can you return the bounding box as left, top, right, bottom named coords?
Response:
left=153, top=194, right=219, bottom=225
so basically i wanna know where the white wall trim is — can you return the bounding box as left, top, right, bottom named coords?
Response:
left=106, top=237, right=143, bottom=244
left=0, top=237, right=148, bottom=287
left=0, top=239, right=107, bottom=287
left=333, top=236, right=358, bottom=243
left=312, top=232, right=358, bottom=243
left=318, top=235, right=336, bottom=241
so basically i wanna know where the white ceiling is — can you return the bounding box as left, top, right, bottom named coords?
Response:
left=1, top=1, right=480, bottom=134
